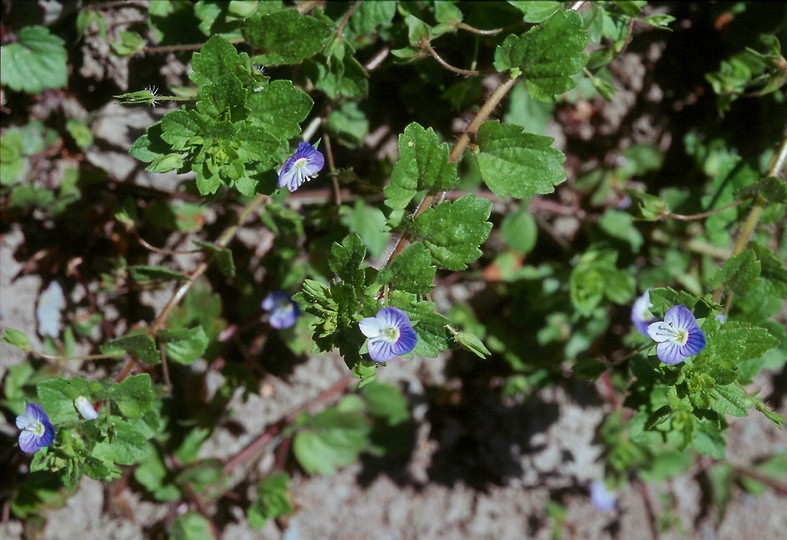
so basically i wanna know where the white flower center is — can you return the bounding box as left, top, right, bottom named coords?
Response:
left=293, top=157, right=309, bottom=170
left=28, top=420, right=45, bottom=437
left=381, top=325, right=400, bottom=343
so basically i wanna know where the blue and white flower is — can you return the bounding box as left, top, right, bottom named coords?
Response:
left=590, top=481, right=616, bottom=512
left=359, top=307, right=417, bottom=363
left=16, top=403, right=55, bottom=454
left=262, top=291, right=300, bottom=329
left=647, top=305, right=706, bottom=365
left=278, top=142, right=325, bottom=192
left=631, top=289, right=655, bottom=336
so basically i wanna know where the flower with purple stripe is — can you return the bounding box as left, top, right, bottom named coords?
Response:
left=359, top=307, right=417, bottom=363
left=278, top=142, right=325, bottom=192
left=262, top=291, right=300, bottom=329
left=16, top=403, right=55, bottom=454
left=631, top=289, right=655, bottom=337
left=647, top=305, right=706, bottom=365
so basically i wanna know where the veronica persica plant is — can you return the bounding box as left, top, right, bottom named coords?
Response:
left=359, top=307, right=417, bottom=363
left=16, top=403, right=55, bottom=454
left=647, top=305, right=706, bottom=364
left=590, top=481, right=616, bottom=512
left=278, top=142, right=325, bottom=192
left=262, top=291, right=301, bottom=329
left=74, top=396, right=99, bottom=420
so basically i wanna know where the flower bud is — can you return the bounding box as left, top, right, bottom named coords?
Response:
left=75, top=396, right=99, bottom=420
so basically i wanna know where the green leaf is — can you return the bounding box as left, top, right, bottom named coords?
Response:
left=599, top=210, right=643, bottom=252
left=327, top=101, right=369, bottom=148
left=1, top=26, right=68, bottom=93
left=329, top=233, right=367, bottom=286
left=707, top=383, right=750, bottom=417
left=190, top=35, right=248, bottom=88
left=159, top=327, right=209, bottom=365
left=648, top=287, right=700, bottom=316
left=391, top=292, right=451, bottom=358
left=714, top=249, right=761, bottom=295
left=448, top=326, right=492, bottom=359
left=385, top=123, right=459, bottom=210
left=292, top=397, right=371, bottom=475
left=193, top=240, right=235, bottom=277
left=244, top=9, right=329, bottom=66
left=349, top=1, right=397, bottom=37
left=248, top=473, right=293, bottom=529
left=109, top=31, right=145, bottom=57
left=339, top=201, right=390, bottom=259
left=756, top=402, right=787, bottom=427
left=37, top=377, right=102, bottom=425
left=376, top=243, right=436, bottom=294
left=110, top=374, right=155, bottom=418
left=361, top=383, right=410, bottom=425
left=494, top=11, right=588, bottom=100
left=247, top=79, right=313, bottom=140
left=170, top=512, right=215, bottom=540
left=501, top=209, right=538, bottom=253
left=750, top=242, right=787, bottom=298
left=508, top=1, right=562, bottom=23
left=92, top=419, right=153, bottom=465
left=309, top=53, right=369, bottom=100
left=134, top=450, right=180, bottom=502
left=127, top=265, right=190, bottom=283
left=101, top=334, right=160, bottom=366
left=474, top=121, right=566, bottom=199
left=414, top=195, right=492, bottom=271
left=2, top=327, right=32, bottom=353
left=704, top=322, right=778, bottom=365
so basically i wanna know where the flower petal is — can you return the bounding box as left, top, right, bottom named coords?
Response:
left=664, top=305, right=696, bottom=332
left=391, top=324, right=417, bottom=356
left=359, top=317, right=385, bottom=338
left=657, top=340, right=685, bottom=365
left=683, top=328, right=706, bottom=357
left=19, top=430, right=40, bottom=453
left=368, top=337, right=396, bottom=363
left=647, top=321, right=675, bottom=343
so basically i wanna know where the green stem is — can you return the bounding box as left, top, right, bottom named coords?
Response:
left=384, top=75, right=519, bottom=265
left=711, top=136, right=787, bottom=303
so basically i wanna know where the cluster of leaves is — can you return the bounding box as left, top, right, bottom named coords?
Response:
left=1, top=1, right=786, bottom=538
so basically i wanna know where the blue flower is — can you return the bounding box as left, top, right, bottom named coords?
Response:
left=590, top=481, right=616, bottom=512
left=16, top=403, right=55, bottom=454
left=647, top=305, right=706, bottom=365
left=631, top=289, right=655, bottom=336
left=262, top=291, right=300, bottom=329
left=278, top=142, right=325, bottom=192
left=359, top=307, right=417, bottom=363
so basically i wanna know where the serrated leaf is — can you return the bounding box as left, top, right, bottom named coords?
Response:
left=329, top=233, right=367, bottom=286
left=648, top=287, right=700, bottom=315
left=414, top=195, right=492, bottom=271
left=385, top=123, right=459, bottom=209
left=508, top=1, right=562, bottom=23
left=190, top=35, right=248, bottom=88
left=101, top=334, right=160, bottom=365
left=247, top=80, right=313, bottom=140
left=110, top=374, right=155, bottom=418
left=750, top=242, right=787, bottom=298
left=197, top=73, right=248, bottom=121
left=390, top=292, right=451, bottom=358
left=494, top=11, right=588, bottom=100
left=339, top=201, right=390, bottom=259
left=1, top=26, right=68, bottom=93
left=474, top=121, right=566, bottom=199
left=714, top=249, right=761, bottom=295
left=92, top=420, right=152, bottom=465
left=193, top=240, right=235, bottom=277
left=2, top=327, right=32, bottom=353
left=159, top=327, right=209, bottom=365
left=708, top=383, right=750, bottom=417
left=169, top=512, right=215, bottom=540
left=377, top=243, right=435, bottom=294
left=349, top=1, right=396, bottom=37
left=244, top=9, right=329, bottom=66
left=704, top=322, right=778, bottom=365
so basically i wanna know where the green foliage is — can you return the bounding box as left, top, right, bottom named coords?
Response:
left=3, top=1, right=787, bottom=536
left=1, top=26, right=68, bottom=93
left=474, top=121, right=566, bottom=199
left=414, top=195, right=493, bottom=271
left=494, top=10, right=589, bottom=100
